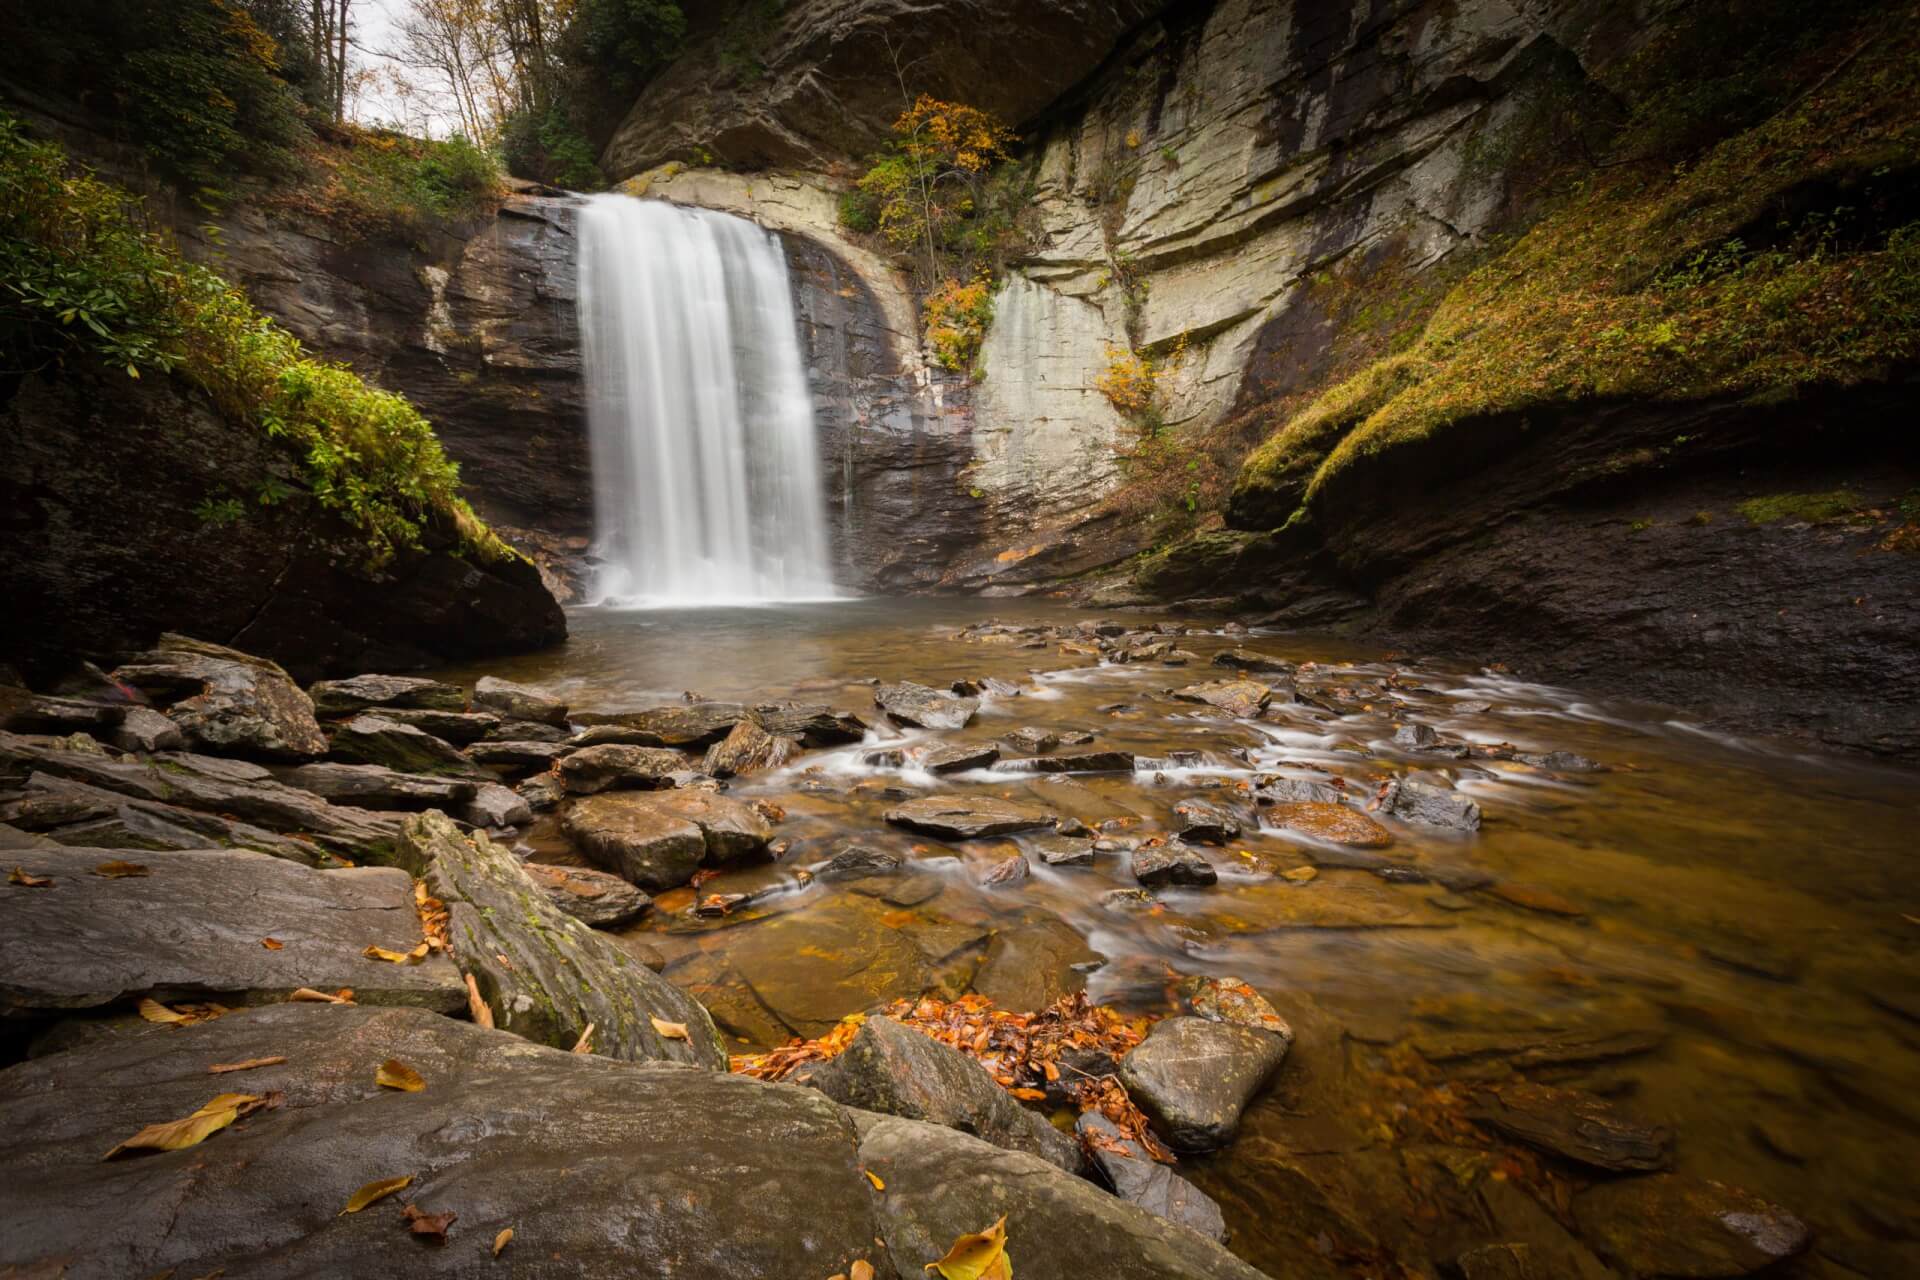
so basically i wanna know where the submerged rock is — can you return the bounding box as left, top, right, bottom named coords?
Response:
left=1470, top=1081, right=1672, bottom=1171
left=1212, top=648, right=1294, bottom=674
left=556, top=743, right=686, bottom=793
left=405, top=811, right=722, bottom=1066
left=1379, top=776, right=1482, bottom=832
left=728, top=896, right=930, bottom=1037
left=0, top=844, right=464, bottom=1017
left=276, top=762, right=476, bottom=811
left=1572, top=1174, right=1809, bottom=1276
left=521, top=861, right=652, bottom=928
left=1118, top=1015, right=1292, bottom=1152
left=326, top=714, right=476, bottom=775
left=884, top=793, right=1056, bottom=838
left=1033, top=834, right=1096, bottom=867
left=977, top=853, right=1030, bottom=888
left=816, top=843, right=904, bottom=881
left=875, top=681, right=979, bottom=729
left=1078, top=1110, right=1228, bottom=1243
left=1132, top=843, right=1218, bottom=887
left=472, top=675, right=569, bottom=726
left=111, top=634, right=325, bottom=761
left=1002, top=726, right=1060, bottom=753
left=797, top=1014, right=1084, bottom=1174
left=307, top=673, right=466, bottom=717
left=972, top=919, right=1098, bottom=1013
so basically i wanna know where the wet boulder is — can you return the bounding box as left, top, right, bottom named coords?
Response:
left=1118, top=1015, right=1292, bottom=1152
left=307, top=673, right=466, bottom=717
left=923, top=742, right=1000, bottom=773
left=1077, top=1111, right=1228, bottom=1243
left=326, top=714, right=476, bottom=776
left=1012, top=749, right=1136, bottom=774
left=751, top=703, right=868, bottom=746
left=0, top=844, right=465, bottom=1018
left=1267, top=801, right=1394, bottom=848
left=571, top=702, right=745, bottom=747
left=1002, top=726, right=1059, bottom=753
left=875, top=681, right=979, bottom=729
left=1132, top=843, right=1218, bottom=887
left=472, top=675, right=569, bottom=726
left=1515, top=749, right=1606, bottom=773
left=1469, top=1081, right=1671, bottom=1171
left=556, top=743, right=687, bottom=793
left=1180, top=976, right=1294, bottom=1037
left=977, top=853, right=1030, bottom=888
left=1212, top=648, right=1294, bottom=675
left=563, top=789, right=773, bottom=890
left=816, top=843, right=904, bottom=881
left=1033, top=834, right=1095, bottom=867
left=463, top=781, right=532, bottom=829
left=1379, top=776, right=1483, bottom=832
left=404, top=811, right=723, bottom=1067
left=884, top=794, right=1057, bottom=839
left=1255, top=773, right=1354, bottom=805
left=1169, top=679, right=1272, bottom=718
left=275, top=762, right=476, bottom=812
left=702, top=718, right=799, bottom=777
left=110, top=634, right=325, bottom=761
left=521, top=862, right=652, bottom=928
left=1572, top=1174, right=1809, bottom=1276
left=797, top=1014, right=1085, bottom=1175
left=1173, top=797, right=1244, bottom=844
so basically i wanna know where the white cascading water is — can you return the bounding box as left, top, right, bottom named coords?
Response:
left=577, top=194, right=837, bottom=605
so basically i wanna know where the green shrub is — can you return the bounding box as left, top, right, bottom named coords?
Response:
left=502, top=107, right=606, bottom=191
left=0, top=115, right=507, bottom=568
left=279, top=128, right=503, bottom=237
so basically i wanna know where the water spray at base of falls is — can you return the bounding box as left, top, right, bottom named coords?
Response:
left=577, top=194, right=838, bottom=607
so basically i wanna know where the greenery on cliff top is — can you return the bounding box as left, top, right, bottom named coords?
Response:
left=1233, top=6, right=1920, bottom=528
left=0, top=115, right=509, bottom=568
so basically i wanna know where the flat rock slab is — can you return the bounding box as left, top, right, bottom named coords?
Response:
left=798, top=1015, right=1084, bottom=1174
left=374, top=708, right=499, bottom=744
left=1268, top=801, right=1394, bottom=848
left=0, top=845, right=464, bottom=1015
left=1170, top=679, right=1273, bottom=718
left=1174, top=797, right=1244, bottom=843
left=327, top=715, right=477, bottom=776
left=110, top=634, right=326, bottom=761
left=972, top=919, right=1097, bottom=1013
left=1118, top=1016, right=1291, bottom=1152
left=875, top=681, right=979, bottom=729
left=727, top=896, right=929, bottom=1038
left=1132, top=843, right=1218, bottom=887
left=1008, top=750, right=1137, bottom=774
left=308, top=674, right=467, bottom=717
left=571, top=702, right=746, bottom=747
left=522, top=861, right=651, bottom=928
left=0, top=1004, right=1269, bottom=1280
left=472, top=675, right=569, bottom=725
left=405, top=813, right=722, bottom=1067
left=11, top=772, right=324, bottom=864
left=884, top=793, right=1056, bottom=838
left=467, top=739, right=570, bottom=769
left=1470, top=1081, right=1671, bottom=1171
left=275, top=762, right=476, bottom=811
left=923, top=742, right=1000, bottom=773
left=1573, top=1174, right=1809, bottom=1276
left=1379, top=777, right=1482, bottom=832
left=556, top=743, right=687, bottom=793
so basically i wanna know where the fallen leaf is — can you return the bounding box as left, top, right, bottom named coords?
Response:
left=290, top=987, right=355, bottom=1004
left=492, top=1227, right=513, bottom=1258
left=208, top=1056, right=286, bottom=1074
left=92, top=860, right=150, bottom=878
left=362, top=942, right=429, bottom=965
left=9, top=866, right=52, bottom=887
left=340, top=1175, right=413, bottom=1215
left=925, top=1215, right=1012, bottom=1279
left=650, top=1016, right=690, bottom=1041
left=852, top=1262, right=875, bottom=1280
left=104, top=1093, right=260, bottom=1160
left=1008, top=1088, right=1046, bottom=1102
left=139, top=997, right=191, bottom=1024
left=571, top=1023, right=595, bottom=1055
left=1283, top=866, right=1318, bottom=882
left=260, top=937, right=284, bottom=950
left=376, top=1059, right=425, bottom=1092
left=465, top=973, right=494, bottom=1028
left=864, top=1169, right=885, bottom=1191
left=401, top=1202, right=455, bottom=1245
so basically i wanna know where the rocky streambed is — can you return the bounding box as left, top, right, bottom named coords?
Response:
left=2, top=601, right=1916, bottom=1278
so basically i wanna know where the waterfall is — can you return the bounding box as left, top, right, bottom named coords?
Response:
left=576, top=194, right=837, bottom=606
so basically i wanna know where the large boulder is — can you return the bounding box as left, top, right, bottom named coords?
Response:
left=796, top=1015, right=1084, bottom=1175
left=111, top=634, right=325, bottom=760
left=875, top=681, right=979, bottom=729
left=472, top=676, right=569, bottom=726
left=402, top=812, right=723, bottom=1067
left=555, top=743, right=687, bottom=794
left=702, top=718, right=799, bottom=777
left=1470, top=1081, right=1672, bottom=1172
left=275, top=762, right=476, bottom=812
left=520, top=861, right=652, bottom=928
left=1118, top=1016, right=1292, bottom=1152
left=562, top=790, right=772, bottom=891
left=1077, top=1111, right=1228, bottom=1243
left=327, top=714, right=477, bottom=775
left=307, top=674, right=467, bottom=717
left=883, top=793, right=1056, bottom=838
left=0, top=844, right=465, bottom=1017
left=0, top=1003, right=1273, bottom=1278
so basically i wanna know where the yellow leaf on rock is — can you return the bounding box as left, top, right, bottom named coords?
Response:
left=138, top=997, right=190, bottom=1024
left=208, top=1056, right=286, bottom=1074
left=362, top=943, right=428, bottom=964
left=9, top=866, right=52, bottom=887
left=376, top=1058, right=425, bottom=1092
left=339, top=1174, right=414, bottom=1214
left=1283, top=866, right=1319, bottom=882
left=865, top=1169, right=885, bottom=1191
left=492, top=1227, right=513, bottom=1258
left=650, top=1016, right=690, bottom=1041
left=92, top=860, right=150, bottom=878
left=852, top=1262, right=875, bottom=1280
left=103, top=1093, right=259, bottom=1159
left=926, top=1215, right=1012, bottom=1280
left=465, top=973, right=495, bottom=1029
left=260, top=937, right=284, bottom=950
left=290, top=987, right=355, bottom=1004
left=571, top=1023, right=595, bottom=1054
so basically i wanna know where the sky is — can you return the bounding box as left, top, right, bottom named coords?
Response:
left=350, top=0, right=464, bottom=137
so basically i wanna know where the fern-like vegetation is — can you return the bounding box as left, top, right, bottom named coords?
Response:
left=0, top=115, right=509, bottom=568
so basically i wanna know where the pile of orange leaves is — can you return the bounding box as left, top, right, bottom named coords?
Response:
left=732, top=992, right=1173, bottom=1163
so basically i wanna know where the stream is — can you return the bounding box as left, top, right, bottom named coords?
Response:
left=435, top=598, right=1919, bottom=1275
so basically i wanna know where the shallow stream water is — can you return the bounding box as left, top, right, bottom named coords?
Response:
left=436, top=599, right=1920, bottom=1276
